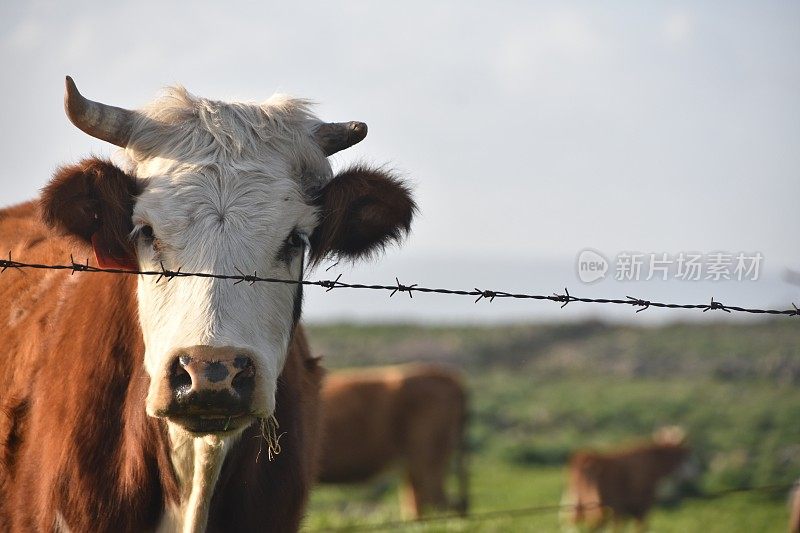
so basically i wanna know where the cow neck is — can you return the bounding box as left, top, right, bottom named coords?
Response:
left=161, top=424, right=237, bottom=533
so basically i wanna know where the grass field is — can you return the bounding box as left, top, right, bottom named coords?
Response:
left=306, top=461, right=789, bottom=532
left=301, top=320, right=800, bottom=532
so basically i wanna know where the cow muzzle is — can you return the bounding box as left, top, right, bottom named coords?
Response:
left=154, top=345, right=257, bottom=434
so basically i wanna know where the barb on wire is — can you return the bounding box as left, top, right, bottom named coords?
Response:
left=474, top=288, right=497, bottom=303
left=233, top=266, right=259, bottom=286
left=0, top=254, right=798, bottom=317
left=703, top=297, right=730, bottom=313
left=2, top=251, right=20, bottom=273
left=318, top=273, right=343, bottom=292
left=156, top=262, right=172, bottom=283
left=167, top=266, right=182, bottom=282
left=390, top=277, right=416, bottom=298
left=552, top=287, right=576, bottom=308
left=626, top=296, right=651, bottom=313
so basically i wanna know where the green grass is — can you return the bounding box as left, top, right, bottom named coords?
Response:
left=306, top=459, right=790, bottom=532
left=305, top=460, right=566, bottom=532
left=650, top=492, right=788, bottom=533
left=302, top=321, right=800, bottom=531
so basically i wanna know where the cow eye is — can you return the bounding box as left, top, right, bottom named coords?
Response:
left=140, top=225, right=154, bottom=240
left=278, top=230, right=309, bottom=263
left=285, top=231, right=306, bottom=249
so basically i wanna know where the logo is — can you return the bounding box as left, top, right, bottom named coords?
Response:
left=577, top=249, right=608, bottom=283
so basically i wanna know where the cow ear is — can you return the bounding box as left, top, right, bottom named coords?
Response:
left=309, top=165, right=416, bottom=265
left=40, top=158, right=139, bottom=270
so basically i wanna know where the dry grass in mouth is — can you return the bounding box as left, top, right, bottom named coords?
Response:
left=257, top=414, right=286, bottom=463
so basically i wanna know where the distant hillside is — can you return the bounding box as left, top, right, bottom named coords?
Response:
left=306, top=320, right=800, bottom=383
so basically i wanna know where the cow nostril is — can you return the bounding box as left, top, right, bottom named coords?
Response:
left=170, top=356, right=193, bottom=391
left=231, top=357, right=255, bottom=396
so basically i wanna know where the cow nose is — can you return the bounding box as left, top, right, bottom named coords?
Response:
left=172, top=353, right=255, bottom=394
left=168, top=346, right=255, bottom=416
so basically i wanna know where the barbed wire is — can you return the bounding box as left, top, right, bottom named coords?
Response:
left=1, top=253, right=798, bottom=317
left=316, top=482, right=793, bottom=532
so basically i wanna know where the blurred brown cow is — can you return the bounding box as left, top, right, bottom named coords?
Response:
left=317, top=363, right=468, bottom=518
left=563, top=427, right=690, bottom=531
left=789, top=480, right=800, bottom=533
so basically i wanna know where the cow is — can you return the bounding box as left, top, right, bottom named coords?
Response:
left=316, top=364, right=468, bottom=519
left=789, top=480, right=800, bottom=533
left=0, top=77, right=416, bottom=533
left=562, top=427, right=690, bottom=532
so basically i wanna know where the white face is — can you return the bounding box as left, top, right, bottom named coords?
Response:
left=123, top=89, right=332, bottom=422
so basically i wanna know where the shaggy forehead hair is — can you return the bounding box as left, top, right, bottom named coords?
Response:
left=123, top=86, right=333, bottom=190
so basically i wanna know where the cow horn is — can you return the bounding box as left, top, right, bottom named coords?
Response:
left=64, top=76, right=135, bottom=148
left=313, top=121, right=368, bottom=156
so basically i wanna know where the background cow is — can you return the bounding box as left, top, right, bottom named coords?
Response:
left=317, top=364, right=468, bottom=518
left=563, top=427, right=690, bottom=532
left=0, top=78, right=415, bottom=532
left=789, top=480, right=800, bottom=533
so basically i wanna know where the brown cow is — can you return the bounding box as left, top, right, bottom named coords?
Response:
left=789, top=480, right=800, bottom=533
left=0, top=78, right=415, bottom=532
left=563, top=428, right=690, bottom=532
left=317, top=364, right=468, bottom=518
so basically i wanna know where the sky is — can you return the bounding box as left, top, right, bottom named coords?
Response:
left=1, top=1, right=798, bottom=323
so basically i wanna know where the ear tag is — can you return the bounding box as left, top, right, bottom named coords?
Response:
left=91, top=233, right=138, bottom=270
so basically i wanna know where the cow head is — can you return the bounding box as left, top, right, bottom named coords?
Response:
left=42, top=77, right=415, bottom=437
